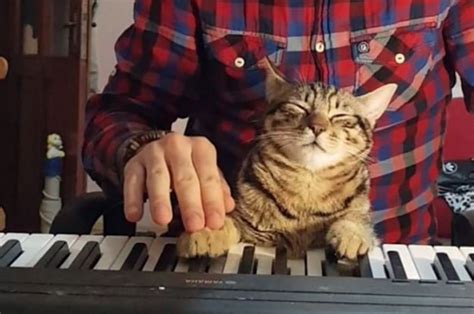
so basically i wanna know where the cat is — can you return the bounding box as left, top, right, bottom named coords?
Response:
left=177, top=58, right=397, bottom=260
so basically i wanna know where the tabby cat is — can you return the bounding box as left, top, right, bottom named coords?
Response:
left=177, top=58, right=397, bottom=260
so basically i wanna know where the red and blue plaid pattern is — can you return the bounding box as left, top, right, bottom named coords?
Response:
left=83, top=0, right=474, bottom=244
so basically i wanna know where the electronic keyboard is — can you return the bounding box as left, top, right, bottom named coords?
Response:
left=0, top=233, right=472, bottom=313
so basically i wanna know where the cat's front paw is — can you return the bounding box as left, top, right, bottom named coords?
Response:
left=176, top=217, right=240, bottom=258
left=326, top=220, right=378, bottom=260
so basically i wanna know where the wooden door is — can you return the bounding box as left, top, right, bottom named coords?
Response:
left=0, top=0, right=91, bottom=232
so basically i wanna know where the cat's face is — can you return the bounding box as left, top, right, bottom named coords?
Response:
left=259, top=59, right=397, bottom=170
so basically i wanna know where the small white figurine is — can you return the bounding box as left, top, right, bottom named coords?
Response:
left=46, top=133, right=65, bottom=159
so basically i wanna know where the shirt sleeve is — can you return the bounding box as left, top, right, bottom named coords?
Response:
left=443, top=0, right=474, bottom=112
left=82, top=0, right=202, bottom=195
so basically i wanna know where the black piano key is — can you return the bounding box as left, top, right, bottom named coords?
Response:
left=68, top=241, right=101, bottom=270
left=121, top=243, right=149, bottom=271
left=154, top=244, right=178, bottom=272
left=322, top=249, right=339, bottom=277
left=0, top=240, right=23, bottom=267
left=469, top=253, right=474, bottom=261
left=437, top=252, right=460, bottom=281
left=273, top=247, right=289, bottom=275
left=387, top=251, right=407, bottom=280
left=465, top=261, right=474, bottom=279
left=188, top=256, right=209, bottom=273
left=80, top=245, right=102, bottom=270
left=238, top=246, right=255, bottom=274
left=35, top=241, right=70, bottom=269
left=358, top=255, right=373, bottom=278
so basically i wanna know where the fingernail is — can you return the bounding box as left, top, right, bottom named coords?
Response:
left=153, top=204, right=172, bottom=225
left=125, top=207, right=139, bottom=222
left=185, top=212, right=204, bottom=232
left=225, top=197, right=235, bottom=212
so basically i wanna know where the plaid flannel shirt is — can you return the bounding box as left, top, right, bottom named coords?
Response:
left=83, top=0, right=474, bottom=244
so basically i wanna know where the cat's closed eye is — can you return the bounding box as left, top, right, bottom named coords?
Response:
left=280, top=102, right=309, bottom=116
left=331, top=115, right=359, bottom=129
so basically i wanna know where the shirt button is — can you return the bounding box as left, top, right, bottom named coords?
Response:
left=357, top=41, right=370, bottom=53
left=234, top=57, right=245, bottom=68
left=315, top=41, right=325, bottom=53
left=395, top=53, right=406, bottom=64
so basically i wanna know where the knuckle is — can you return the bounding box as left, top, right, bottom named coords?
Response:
left=164, top=133, right=186, bottom=148
left=174, top=173, right=197, bottom=187
left=148, top=165, right=168, bottom=178
left=193, top=137, right=215, bottom=153
left=200, top=174, right=220, bottom=186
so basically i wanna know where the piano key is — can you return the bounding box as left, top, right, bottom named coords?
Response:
left=35, top=241, right=70, bottom=268
left=0, top=233, right=29, bottom=246
left=67, top=241, right=101, bottom=270
left=207, top=256, right=226, bottom=274
left=76, top=242, right=102, bottom=270
left=362, top=247, right=387, bottom=279
left=459, top=247, right=474, bottom=261
left=273, top=246, right=289, bottom=275
left=120, top=243, right=148, bottom=271
left=142, top=237, right=176, bottom=272
left=223, top=243, right=246, bottom=274
left=30, top=235, right=78, bottom=268
left=174, top=258, right=190, bottom=273
left=436, top=252, right=460, bottom=281
left=383, top=244, right=420, bottom=280
left=10, top=234, right=54, bottom=267
left=238, top=246, right=256, bottom=274
left=188, top=256, right=210, bottom=273
left=154, top=243, right=178, bottom=272
left=408, top=245, right=438, bottom=281
left=94, top=236, right=129, bottom=270
left=324, top=249, right=344, bottom=277
left=110, top=237, right=153, bottom=271
left=434, top=246, right=471, bottom=282
left=254, top=246, right=275, bottom=275
left=0, top=240, right=23, bottom=267
left=306, top=249, right=325, bottom=276
left=60, top=235, right=104, bottom=269
left=387, top=251, right=407, bottom=280
left=288, top=259, right=305, bottom=276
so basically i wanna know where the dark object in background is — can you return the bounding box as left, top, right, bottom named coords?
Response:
left=452, top=210, right=474, bottom=246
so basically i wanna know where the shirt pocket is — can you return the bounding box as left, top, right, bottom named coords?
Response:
left=202, top=26, right=287, bottom=103
left=350, top=22, right=437, bottom=113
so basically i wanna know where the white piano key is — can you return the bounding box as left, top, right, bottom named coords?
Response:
left=94, top=236, right=129, bottom=270
left=306, top=249, right=325, bottom=276
left=109, top=236, right=154, bottom=270
left=60, top=235, right=104, bottom=269
left=434, top=246, right=471, bottom=281
left=0, top=233, right=29, bottom=245
left=174, top=257, right=190, bottom=273
left=408, top=245, right=438, bottom=280
left=366, top=247, right=387, bottom=279
left=10, top=234, right=55, bottom=267
left=25, top=234, right=79, bottom=267
left=142, top=237, right=176, bottom=272
left=254, top=246, right=275, bottom=275
left=288, top=259, right=305, bottom=276
left=223, top=243, right=246, bottom=274
left=460, top=247, right=474, bottom=261
left=383, top=244, right=420, bottom=280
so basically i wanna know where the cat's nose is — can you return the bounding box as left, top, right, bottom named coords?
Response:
left=307, top=113, right=328, bottom=136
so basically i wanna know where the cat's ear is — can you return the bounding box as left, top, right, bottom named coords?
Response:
left=258, top=57, right=293, bottom=104
left=356, top=84, right=398, bottom=125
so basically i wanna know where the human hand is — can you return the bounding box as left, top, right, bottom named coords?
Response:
left=123, top=133, right=235, bottom=232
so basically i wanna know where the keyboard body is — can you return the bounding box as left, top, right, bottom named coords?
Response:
left=0, top=233, right=472, bottom=313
